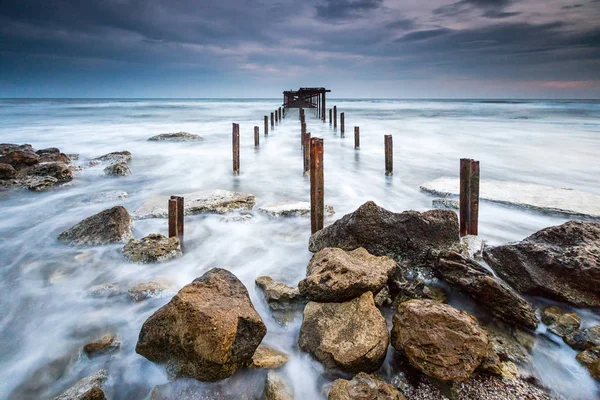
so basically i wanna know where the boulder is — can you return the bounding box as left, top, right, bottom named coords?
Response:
left=134, top=189, right=256, bottom=219
left=298, top=247, right=396, bottom=302
left=0, top=163, right=17, bottom=179
left=136, top=268, right=267, bottom=381
left=298, top=292, right=388, bottom=373
left=483, top=221, right=600, bottom=307
left=576, top=346, right=600, bottom=381
left=83, top=333, right=121, bottom=357
left=38, top=152, right=71, bottom=164
left=328, top=373, right=406, bottom=400
left=434, top=251, right=538, bottom=329
left=541, top=306, right=581, bottom=337
left=245, top=345, right=289, bottom=369
left=148, top=132, right=204, bottom=141
left=564, top=326, right=600, bottom=351
left=308, top=201, right=459, bottom=267
left=122, top=234, right=182, bottom=263
left=258, top=201, right=335, bottom=217
left=0, top=150, right=39, bottom=169
left=255, top=276, right=304, bottom=309
left=24, top=161, right=73, bottom=182
left=58, top=206, right=134, bottom=246
left=51, top=370, right=107, bottom=400
left=264, top=371, right=293, bottom=400
left=391, top=300, right=489, bottom=382
left=127, top=281, right=175, bottom=302
left=93, top=151, right=132, bottom=163
left=104, top=161, right=131, bottom=176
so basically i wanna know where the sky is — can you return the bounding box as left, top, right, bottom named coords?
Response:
left=0, top=0, right=599, bottom=98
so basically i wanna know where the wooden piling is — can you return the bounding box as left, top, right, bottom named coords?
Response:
left=303, top=132, right=311, bottom=175
left=271, top=112, right=274, bottom=128
left=310, top=137, right=324, bottom=234
left=232, top=123, right=240, bottom=176
left=170, top=195, right=184, bottom=241
left=460, top=158, right=480, bottom=236
left=168, top=198, right=178, bottom=238
left=340, top=112, right=345, bottom=137
left=321, top=92, right=326, bottom=122
left=278, top=107, right=282, bottom=121
left=354, top=126, right=360, bottom=149
left=264, top=115, right=268, bottom=136
left=275, top=110, right=279, bottom=123
left=254, top=126, right=259, bottom=148
left=384, top=135, right=393, bottom=175
left=469, top=160, right=480, bottom=236
left=329, top=109, right=332, bottom=125
left=333, top=106, right=337, bottom=128
left=301, top=122, right=307, bottom=146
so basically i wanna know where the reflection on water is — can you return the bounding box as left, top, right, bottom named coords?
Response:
left=0, top=99, right=599, bottom=399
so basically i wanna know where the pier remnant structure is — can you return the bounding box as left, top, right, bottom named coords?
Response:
left=283, top=87, right=330, bottom=121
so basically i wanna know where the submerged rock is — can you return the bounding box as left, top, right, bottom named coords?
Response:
left=136, top=268, right=266, bottom=381
left=564, top=326, right=600, bottom=351
left=58, top=206, right=134, bottom=246
left=485, top=323, right=532, bottom=365
left=93, top=151, right=132, bottom=163
left=127, top=280, right=175, bottom=302
left=328, top=372, right=406, bottom=400
left=391, top=300, right=489, bottom=382
left=392, top=277, right=447, bottom=305
left=148, top=132, right=204, bottom=141
left=264, top=371, right=293, bottom=400
left=104, top=161, right=131, bottom=176
left=541, top=306, right=581, bottom=337
left=83, top=333, right=121, bottom=357
left=258, top=201, right=335, bottom=217
left=576, top=346, right=600, bottom=381
left=255, top=276, right=304, bottom=309
left=122, top=234, right=182, bottom=263
left=434, top=251, right=538, bottom=329
left=299, top=247, right=396, bottom=302
left=298, top=292, right=388, bottom=373
left=432, top=198, right=459, bottom=210
left=483, top=221, right=600, bottom=307
left=245, top=345, right=288, bottom=369
left=308, top=201, right=459, bottom=267
left=134, top=189, right=256, bottom=219
left=51, top=370, right=107, bottom=400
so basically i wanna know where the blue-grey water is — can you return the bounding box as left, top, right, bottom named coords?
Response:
left=0, top=99, right=599, bottom=399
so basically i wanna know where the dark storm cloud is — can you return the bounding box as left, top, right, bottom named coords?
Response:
left=314, top=0, right=383, bottom=19
left=396, top=28, right=453, bottom=42
left=482, top=10, right=521, bottom=18
left=434, top=0, right=516, bottom=18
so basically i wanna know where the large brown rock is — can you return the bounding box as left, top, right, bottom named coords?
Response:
left=299, top=247, right=396, bottom=302
left=298, top=291, right=388, bottom=373
left=576, top=346, right=600, bottom=381
left=0, top=150, right=39, bottom=169
left=483, top=221, right=600, bottom=307
left=308, top=201, right=459, bottom=267
left=58, top=206, right=134, bottom=246
left=0, top=163, right=17, bottom=179
left=328, top=372, right=406, bottom=400
left=136, top=268, right=267, bottom=381
left=434, top=251, right=538, bottom=329
left=391, top=300, right=489, bottom=382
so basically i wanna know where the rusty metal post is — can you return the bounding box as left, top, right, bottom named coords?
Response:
left=459, top=158, right=471, bottom=236
left=232, top=123, right=240, bottom=176
left=275, top=109, right=279, bottom=123
left=354, top=126, right=360, bottom=149
left=170, top=195, right=184, bottom=241
left=168, top=198, right=178, bottom=238
left=329, top=109, right=332, bottom=125
left=384, top=135, right=393, bottom=175
left=264, top=115, right=268, bottom=136
left=340, top=112, right=345, bottom=137
left=322, top=92, right=326, bottom=122
left=333, top=106, right=337, bottom=129
left=303, top=132, right=311, bottom=175
left=254, top=126, right=259, bottom=148
left=271, top=112, right=274, bottom=128
left=301, top=122, right=306, bottom=146
left=278, top=107, right=282, bottom=121
left=310, top=137, right=324, bottom=234
left=469, top=160, right=480, bottom=236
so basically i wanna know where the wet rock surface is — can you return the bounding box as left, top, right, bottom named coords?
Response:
left=92, top=151, right=132, bottom=163
left=576, top=346, right=600, bottom=381
left=328, top=372, right=406, bottom=400
left=298, top=292, right=389, bottom=373
left=299, top=247, right=396, bottom=302
left=127, top=280, right=175, bottom=302
left=104, top=161, right=131, bottom=176
left=245, top=345, right=289, bottom=369
left=483, top=221, right=600, bottom=307
left=148, top=132, right=204, bottom=141
left=541, top=306, right=581, bottom=337
left=51, top=370, right=107, bottom=400
left=122, top=234, right=182, bottom=263
left=255, top=276, right=304, bottom=309
left=58, top=206, right=134, bottom=246
left=83, top=333, right=121, bottom=357
left=136, top=268, right=266, bottom=381
left=258, top=201, right=335, bottom=217
left=564, top=326, right=600, bottom=351
left=264, top=371, right=293, bottom=400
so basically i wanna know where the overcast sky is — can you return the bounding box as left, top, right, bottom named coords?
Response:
left=1, top=0, right=599, bottom=98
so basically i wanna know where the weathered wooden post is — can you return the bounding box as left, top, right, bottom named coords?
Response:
left=469, top=160, right=480, bottom=236
left=170, top=195, right=184, bottom=241
left=168, top=198, right=178, bottom=238
left=264, top=115, right=268, bottom=136
left=278, top=107, right=282, bottom=121
left=275, top=110, right=279, bottom=123
left=254, top=126, right=259, bottom=148
left=303, top=132, right=311, bottom=175
left=321, top=91, right=326, bottom=122
left=232, top=123, right=240, bottom=176
left=301, top=122, right=307, bottom=146
left=340, top=112, right=345, bottom=137
left=460, top=158, right=480, bottom=236
left=333, top=106, right=337, bottom=128
left=271, top=112, right=274, bottom=128
left=354, top=126, right=360, bottom=149
left=310, top=137, right=324, bottom=234
left=329, top=109, right=332, bottom=125
left=384, top=135, right=393, bottom=175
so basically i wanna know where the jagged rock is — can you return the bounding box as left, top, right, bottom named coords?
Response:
left=298, top=292, right=388, bottom=373
left=127, top=280, right=175, bottom=302
left=104, top=161, right=131, bottom=176
left=328, top=372, right=405, bottom=400
left=136, top=268, right=267, bottom=381
left=27, top=176, right=59, bottom=191
left=245, top=346, right=288, bottom=369
left=122, top=234, right=182, bottom=263
left=134, top=189, right=256, bottom=219
left=576, top=346, right=600, bottom=381
left=483, top=221, right=600, bottom=307
left=564, top=326, right=600, bottom=351
left=391, top=300, right=489, bottom=382
left=0, top=143, right=35, bottom=155
left=374, top=285, right=392, bottom=307
left=38, top=151, right=71, bottom=164
left=298, top=247, right=395, bottom=302
left=0, top=150, right=39, bottom=169
left=58, top=206, right=134, bottom=246
left=434, top=251, right=538, bottom=329
left=255, top=276, right=304, bottom=309
left=308, top=201, right=459, bottom=267
left=541, top=306, right=581, bottom=337
left=24, top=161, right=73, bottom=181
left=93, top=151, right=132, bottom=163
left=0, top=163, right=17, bottom=179
left=391, top=277, right=447, bottom=306
left=83, top=333, right=121, bottom=357
left=258, top=201, right=335, bottom=217
left=485, top=324, right=532, bottom=365
left=264, top=371, right=293, bottom=400
left=148, top=132, right=204, bottom=141
left=51, top=370, right=107, bottom=400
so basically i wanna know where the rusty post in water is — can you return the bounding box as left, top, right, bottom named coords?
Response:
left=271, top=112, right=274, bottom=128
left=333, top=106, right=337, bottom=129
left=254, top=126, right=259, bottom=148
left=469, top=160, right=480, bottom=236
left=168, top=198, right=178, bottom=238
left=384, top=135, right=393, bottom=175
left=232, top=123, right=240, bottom=176
left=264, top=115, right=268, bottom=136
left=310, top=137, right=324, bottom=234
left=329, top=109, right=332, bottom=125
left=170, top=195, right=184, bottom=241
left=321, top=92, right=326, bottom=122
left=460, top=158, right=480, bottom=236
left=275, top=109, right=279, bottom=123
left=303, top=132, right=311, bottom=175
left=340, top=112, right=345, bottom=137
left=354, top=127, right=360, bottom=149
left=301, top=122, right=306, bottom=146
left=278, top=107, right=282, bottom=121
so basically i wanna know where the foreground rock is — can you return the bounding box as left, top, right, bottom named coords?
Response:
left=328, top=373, right=406, bottom=400
left=264, top=371, right=293, bottom=400
left=391, top=300, right=489, bottom=382
left=122, top=234, right=182, bottom=263
left=434, top=251, right=538, bottom=329
left=564, top=326, right=600, bottom=350
left=148, top=132, right=204, bottom=141
left=299, top=247, right=395, bottom=302
left=483, top=221, right=600, bottom=307
left=541, top=306, right=581, bottom=337
left=136, top=268, right=266, bottom=381
left=245, top=345, right=288, bottom=369
left=308, top=201, right=459, bottom=267
left=134, top=189, right=256, bottom=219
left=259, top=201, right=334, bottom=217
left=83, top=333, right=121, bottom=357
left=576, top=346, right=600, bottom=381
left=104, top=161, right=131, bottom=176
left=51, top=370, right=107, bottom=400
left=298, top=292, right=388, bottom=373
left=58, top=206, right=134, bottom=246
